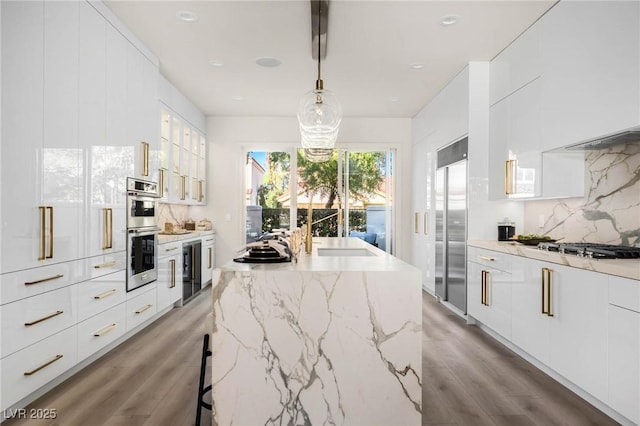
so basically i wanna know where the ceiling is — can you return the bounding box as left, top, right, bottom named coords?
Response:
left=105, top=1, right=555, bottom=119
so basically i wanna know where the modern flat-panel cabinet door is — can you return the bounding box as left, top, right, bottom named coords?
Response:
left=1, top=1, right=45, bottom=273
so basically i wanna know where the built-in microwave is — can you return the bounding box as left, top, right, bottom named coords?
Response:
left=126, top=177, right=160, bottom=292
left=126, top=177, right=159, bottom=229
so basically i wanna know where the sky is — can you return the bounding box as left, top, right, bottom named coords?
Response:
left=249, top=151, right=268, bottom=169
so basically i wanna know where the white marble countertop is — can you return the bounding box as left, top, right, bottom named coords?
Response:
left=158, top=230, right=215, bottom=244
left=223, top=237, right=419, bottom=272
left=468, top=240, right=640, bottom=281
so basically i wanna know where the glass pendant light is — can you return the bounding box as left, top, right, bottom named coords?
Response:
left=303, top=147, right=333, bottom=163
left=297, top=1, right=341, bottom=150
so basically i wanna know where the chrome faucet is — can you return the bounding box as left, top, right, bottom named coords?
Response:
left=305, top=205, right=342, bottom=254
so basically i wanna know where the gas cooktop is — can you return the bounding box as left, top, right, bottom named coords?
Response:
left=537, top=242, right=640, bottom=259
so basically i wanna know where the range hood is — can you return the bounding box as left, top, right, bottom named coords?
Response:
left=564, top=129, right=640, bottom=151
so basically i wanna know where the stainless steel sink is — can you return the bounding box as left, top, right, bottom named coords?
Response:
left=317, top=248, right=376, bottom=257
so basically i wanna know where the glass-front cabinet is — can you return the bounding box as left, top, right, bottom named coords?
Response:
left=159, top=106, right=206, bottom=205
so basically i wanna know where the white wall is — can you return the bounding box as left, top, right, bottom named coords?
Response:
left=191, top=116, right=412, bottom=266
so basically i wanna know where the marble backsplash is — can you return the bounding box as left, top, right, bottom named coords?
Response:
left=158, top=203, right=191, bottom=229
left=524, top=142, right=640, bottom=247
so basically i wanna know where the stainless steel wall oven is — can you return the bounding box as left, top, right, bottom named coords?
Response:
left=126, top=177, right=160, bottom=292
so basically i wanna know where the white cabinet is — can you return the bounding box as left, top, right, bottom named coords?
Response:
left=540, top=1, right=640, bottom=150
left=1, top=1, right=83, bottom=273
left=410, top=141, right=430, bottom=291
left=77, top=302, right=126, bottom=361
left=157, top=242, right=182, bottom=310
left=126, top=286, right=157, bottom=331
left=76, top=270, right=126, bottom=322
left=467, top=247, right=512, bottom=339
left=160, top=106, right=207, bottom=205
left=1, top=285, right=78, bottom=358
left=1, top=326, right=77, bottom=410
left=608, top=276, right=640, bottom=424
left=202, top=234, right=216, bottom=285
left=511, top=257, right=608, bottom=401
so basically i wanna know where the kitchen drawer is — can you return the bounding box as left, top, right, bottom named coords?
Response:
left=83, top=251, right=126, bottom=281
left=1, top=285, right=78, bottom=358
left=126, top=287, right=157, bottom=331
left=158, top=241, right=181, bottom=258
left=467, top=246, right=511, bottom=273
left=202, top=233, right=215, bottom=246
left=0, top=261, right=79, bottom=305
left=609, top=276, right=640, bottom=313
left=76, top=270, right=126, bottom=322
left=77, top=302, right=126, bottom=361
left=1, top=326, right=77, bottom=410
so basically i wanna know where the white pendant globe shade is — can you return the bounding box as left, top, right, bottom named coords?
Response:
left=297, top=88, right=342, bottom=149
left=304, top=147, right=333, bottom=163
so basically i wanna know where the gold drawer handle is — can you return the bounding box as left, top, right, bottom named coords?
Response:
left=93, top=323, right=118, bottom=337
left=478, top=255, right=496, bottom=261
left=164, top=247, right=179, bottom=252
left=24, top=310, right=64, bottom=327
left=24, top=354, right=63, bottom=376
left=94, top=260, right=117, bottom=269
left=24, top=274, right=64, bottom=286
left=135, top=304, right=152, bottom=314
left=94, top=289, right=117, bottom=300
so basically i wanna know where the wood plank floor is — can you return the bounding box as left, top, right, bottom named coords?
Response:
left=4, top=289, right=618, bottom=426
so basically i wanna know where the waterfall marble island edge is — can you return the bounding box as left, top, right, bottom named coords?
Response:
left=212, top=238, right=422, bottom=425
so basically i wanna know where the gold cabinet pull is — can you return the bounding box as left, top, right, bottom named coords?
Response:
left=208, top=247, right=212, bottom=269
left=141, top=141, right=149, bottom=176
left=541, top=267, right=554, bottom=317
left=423, top=212, right=428, bottom=235
left=93, top=289, right=117, bottom=299
left=414, top=212, right=419, bottom=234
left=94, top=260, right=117, bottom=269
left=24, top=354, right=63, bottom=376
left=181, top=175, right=187, bottom=200
left=478, top=255, right=496, bottom=261
left=135, top=304, right=152, bottom=314
left=198, top=180, right=204, bottom=202
left=158, top=169, right=165, bottom=198
left=24, top=274, right=64, bottom=286
left=47, top=206, right=54, bottom=258
left=481, top=270, right=486, bottom=305
left=24, top=310, right=64, bottom=327
left=93, top=323, right=118, bottom=337
left=39, top=206, right=46, bottom=260
left=505, top=159, right=516, bottom=195
left=102, top=208, right=113, bottom=249
left=164, top=247, right=179, bottom=252
left=170, top=259, right=176, bottom=288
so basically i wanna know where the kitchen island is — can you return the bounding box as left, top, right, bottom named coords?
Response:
left=211, top=237, right=422, bottom=425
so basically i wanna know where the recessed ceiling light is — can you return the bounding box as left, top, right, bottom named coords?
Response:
left=410, top=63, right=425, bottom=70
left=440, top=15, right=459, bottom=26
left=208, top=60, right=225, bottom=67
left=231, top=95, right=245, bottom=101
left=176, top=10, right=198, bottom=23
left=255, top=57, right=282, bottom=68
left=390, top=97, right=400, bottom=103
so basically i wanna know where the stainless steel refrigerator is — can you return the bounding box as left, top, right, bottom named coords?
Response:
left=435, top=137, right=468, bottom=313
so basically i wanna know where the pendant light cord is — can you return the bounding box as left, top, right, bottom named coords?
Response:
left=316, top=1, right=323, bottom=91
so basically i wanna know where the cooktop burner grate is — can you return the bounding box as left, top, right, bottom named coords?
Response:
left=536, top=242, right=640, bottom=259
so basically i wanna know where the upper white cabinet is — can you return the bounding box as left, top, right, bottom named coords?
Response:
left=540, top=1, right=640, bottom=151
left=160, top=106, right=206, bottom=205
left=1, top=1, right=83, bottom=273
left=1, top=1, right=159, bottom=273
left=489, top=1, right=639, bottom=200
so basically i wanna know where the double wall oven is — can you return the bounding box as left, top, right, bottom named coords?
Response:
left=126, top=177, right=160, bottom=292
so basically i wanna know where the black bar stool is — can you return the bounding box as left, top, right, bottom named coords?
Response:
left=195, top=333, right=213, bottom=425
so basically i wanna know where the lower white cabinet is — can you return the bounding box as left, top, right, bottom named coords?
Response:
left=608, top=276, right=640, bottom=424
left=511, top=256, right=609, bottom=402
left=467, top=248, right=512, bottom=339
left=1, top=326, right=77, bottom=409
left=76, top=270, right=126, bottom=322
left=202, top=233, right=216, bottom=285
left=157, top=241, right=182, bottom=310
left=77, top=303, right=126, bottom=361
left=126, top=286, right=157, bottom=331
left=1, top=285, right=78, bottom=358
